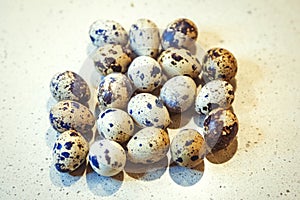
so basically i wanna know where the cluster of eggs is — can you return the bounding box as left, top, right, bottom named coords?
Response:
left=48, top=18, right=238, bottom=176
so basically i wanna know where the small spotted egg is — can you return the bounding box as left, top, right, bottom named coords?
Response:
left=170, top=129, right=206, bottom=168
left=97, top=73, right=133, bottom=111
left=92, top=44, right=132, bottom=75
left=50, top=71, right=90, bottom=104
left=127, top=127, right=170, bottom=164
left=161, top=18, right=198, bottom=50
left=195, top=80, right=234, bottom=115
left=89, top=19, right=128, bottom=47
left=202, top=47, right=238, bottom=82
left=129, top=18, right=160, bottom=58
left=97, top=108, right=134, bottom=143
left=203, top=108, right=238, bottom=152
left=160, top=75, right=196, bottom=113
left=53, top=130, right=89, bottom=173
left=157, top=47, right=201, bottom=78
left=49, top=100, right=95, bottom=133
left=127, top=93, right=170, bottom=128
left=89, top=139, right=126, bottom=177
left=127, top=56, right=162, bottom=92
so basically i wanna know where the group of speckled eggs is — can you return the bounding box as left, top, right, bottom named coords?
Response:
left=49, top=18, right=238, bottom=177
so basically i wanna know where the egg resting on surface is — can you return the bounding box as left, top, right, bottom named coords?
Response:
left=161, top=18, right=198, bottom=50
left=49, top=100, right=95, bottom=133
left=50, top=71, right=90, bottom=104
left=89, top=19, right=128, bottom=47
left=89, top=139, right=126, bottom=177
left=97, top=73, right=133, bottom=111
left=53, top=130, right=89, bottom=173
left=127, top=127, right=170, bottom=164
left=160, top=75, right=196, bottom=113
left=97, top=108, right=134, bottom=143
left=157, top=47, right=201, bottom=78
left=203, top=108, right=238, bottom=152
left=195, top=80, right=234, bottom=115
left=129, top=18, right=160, bottom=58
left=92, top=44, right=132, bottom=75
left=170, top=129, right=206, bottom=168
left=202, top=47, right=237, bottom=82
left=127, top=93, right=170, bottom=129
left=127, top=56, right=162, bottom=92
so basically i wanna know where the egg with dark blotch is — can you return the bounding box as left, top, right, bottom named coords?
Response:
left=52, top=130, right=89, bottom=173
left=92, top=44, right=132, bottom=75
left=170, top=129, right=206, bottom=168
left=49, top=100, right=95, bottom=133
left=97, top=108, right=134, bottom=143
left=127, top=93, right=170, bottom=129
left=88, top=139, right=126, bottom=177
left=202, top=47, right=238, bottom=82
left=129, top=18, right=160, bottom=58
left=89, top=19, right=128, bottom=47
left=160, top=75, right=196, bottom=113
left=195, top=80, right=234, bottom=115
left=49, top=71, right=90, bottom=104
left=203, top=108, right=238, bottom=152
left=127, top=56, right=162, bottom=92
left=127, top=127, right=170, bottom=164
left=157, top=47, right=201, bottom=78
left=161, top=18, right=198, bottom=50
left=97, top=73, right=133, bottom=111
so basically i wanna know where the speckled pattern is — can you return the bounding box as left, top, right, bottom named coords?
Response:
left=158, top=47, right=201, bottom=78
left=127, top=56, right=162, bottom=92
left=127, top=127, right=170, bottom=164
left=195, top=80, right=235, bottom=115
left=52, top=130, right=89, bottom=173
left=49, top=71, right=90, bottom=103
left=129, top=18, right=160, bottom=58
left=49, top=100, right=95, bottom=133
left=160, top=75, right=197, bottom=113
left=127, top=93, right=170, bottom=128
left=203, top=108, right=238, bottom=152
left=97, top=108, right=134, bottom=143
left=202, top=47, right=237, bottom=82
left=161, top=18, right=198, bottom=50
left=97, top=73, right=133, bottom=111
left=88, top=139, right=126, bottom=177
left=170, top=129, right=206, bottom=168
left=92, top=44, right=132, bottom=75
left=89, top=19, right=128, bottom=47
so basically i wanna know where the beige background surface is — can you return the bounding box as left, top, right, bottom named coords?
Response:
left=0, top=0, right=299, bottom=199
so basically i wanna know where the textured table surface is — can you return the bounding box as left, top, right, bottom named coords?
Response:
left=0, top=0, right=299, bottom=199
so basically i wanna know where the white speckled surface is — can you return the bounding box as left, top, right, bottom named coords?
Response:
left=0, top=0, right=299, bottom=199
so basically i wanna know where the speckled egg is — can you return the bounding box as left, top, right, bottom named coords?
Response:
left=92, top=44, right=132, bottom=75
left=129, top=18, right=160, bottom=58
left=49, top=100, right=95, bottom=133
left=97, top=108, right=134, bottom=143
left=127, top=93, right=170, bottom=128
left=161, top=18, right=198, bottom=50
left=203, top=108, right=238, bottom=152
left=53, top=130, right=89, bottom=173
left=160, top=76, right=196, bottom=113
left=127, top=127, right=170, bottom=164
left=97, top=73, right=133, bottom=111
left=127, top=56, right=162, bottom=92
left=89, top=19, right=128, bottom=47
left=157, top=47, right=201, bottom=78
left=202, top=47, right=238, bottom=82
left=89, top=139, right=126, bottom=177
left=50, top=71, right=90, bottom=104
left=170, top=129, right=206, bottom=168
left=195, top=80, right=234, bottom=115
